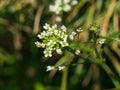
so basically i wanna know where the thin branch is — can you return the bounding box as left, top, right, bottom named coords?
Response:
left=33, top=5, right=44, bottom=35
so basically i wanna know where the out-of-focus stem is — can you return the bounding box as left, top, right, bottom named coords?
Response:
left=61, top=68, right=68, bottom=90
left=85, top=3, right=95, bottom=27
left=33, top=6, right=44, bottom=35
left=60, top=51, right=74, bottom=90
left=66, top=0, right=87, bottom=23
left=101, top=0, right=116, bottom=36
left=112, top=12, right=120, bottom=57
left=113, top=12, right=119, bottom=32
left=104, top=48, right=120, bottom=76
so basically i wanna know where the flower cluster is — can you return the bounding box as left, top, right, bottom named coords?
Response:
left=46, top=65, right=65, bottom=71
left=49, top=0, right=78, bottom=15
left=69, top=27, right=83, bottom=40
left=76, top=27, right=83, bottom=32
left=35, top=23, right=69, bottom=57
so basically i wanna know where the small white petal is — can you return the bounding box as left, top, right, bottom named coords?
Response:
left=55, top=0, right=62, bottom=5
left=56, top=49, right=62, bottom=54
left=75, top=50, right=80, bottom=55
left=69, top=35, right=74, bottom=40
left=63, top=4, right=71, bottom=12
left=35, top=41, right=45, bottom=48
left=76, top=28, right=83, bottom=32
left=60, top=41, right=69, bottom=47
left=71, top=31, right=77, bottom=36
left=37, top=31, right=46, bottom=39
left=61, top=25, right=67, bottom=32
left=58, top=66, right=65, bottom=71
left=46, top=66, right=55, bottom=71
left=54, top=5, right=62, bottom=14
left=71, top=0, right=78, bottom=5
left=49, top=5, right=55, bottom=12
left=99, top=39, right=105, bottom=44
left=43, top=23, right=50, bottom=30
left=43, top=48, right=52, bottom=57
left=56, top=16, right=62, bottom=22
left=64, top=0, right=70, bottom=4
left=35, top=41, right=41, bottom=47
left=52, top=24, right=57, bottom=29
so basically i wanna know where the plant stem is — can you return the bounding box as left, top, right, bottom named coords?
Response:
left=61, top=67, right=68, bottom=90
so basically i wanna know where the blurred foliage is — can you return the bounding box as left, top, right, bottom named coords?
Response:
left=0, top=0, right=120, bottom=90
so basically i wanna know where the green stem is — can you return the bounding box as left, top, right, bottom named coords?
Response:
left=61, top=67, right=68, bottom=90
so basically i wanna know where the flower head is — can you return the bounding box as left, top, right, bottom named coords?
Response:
left=49, top=0, right=78, bottom=14
left=35, top=23, right=69, bottom=57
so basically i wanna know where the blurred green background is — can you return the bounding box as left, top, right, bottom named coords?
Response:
left=0, top=0, right=120, bottom=90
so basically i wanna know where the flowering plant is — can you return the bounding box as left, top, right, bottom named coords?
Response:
left=35, top=23, right=107, bottom=70
left=34, top=0, right=120, bottom=90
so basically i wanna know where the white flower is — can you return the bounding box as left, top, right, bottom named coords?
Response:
left=71, top=0, right=78, bottom=5
left=52, top=24, right=57, bottom=29
left=75, top=50, right=80, bottom=55
left=43, top=23, right=50, bottom=30
left=49, top=0, right=77, bottom=14
left=56, top=16, right=62, bottom=22
left=63, top=4, right=71, bottom=12
left=54, top=29, right=59, bottom=35
left=64, top=0, right=70, bottom=4
left=60, top=32, right=67, bottom=39
left=61, top=25, right=67, bottom=32
left=46, top=66, right=55, bottom=71
left=69, top=31, right=77, bottom=40
left=49, top=4, right=62, bottom=14
left=76, top=28, right=83, bottom=32
left=37, top=31, right=46, bottom=39
left=63, top=34, right=68, bottom=41
left=35, top=41, right=41, bottom=47
left=60, top=41, right=69, bottom=47
left=69, top=34, right=75, bottom=40
left=56, top=49, right=62, bottom=54
left=35, top=23, right=69, bottom=57
left=58, top=66, right=65, bottom=71
left=55, top=0, right=62, bottom=5
left=46, top=65, right=65, bottom=71
left=49, top=5, right=54, bottom=11
left=35, top=41, right=45, bottom=48
left=43, top=48, right=52, bottom=57
left=47, top=40, right=56, bottom=47
left=63, top=37, right=68, bottom=42
left=69, top=35, right=74, bottom=40
left=56, top=30, right=62, bottom=37
left=71, top=31, right=77, bottom=36
left=55, top=5, right=62, bottom=14
left=99, top=39, right=105, bottom=44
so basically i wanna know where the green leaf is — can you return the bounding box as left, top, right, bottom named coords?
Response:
left=109, top=32, right=120, bottom=38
